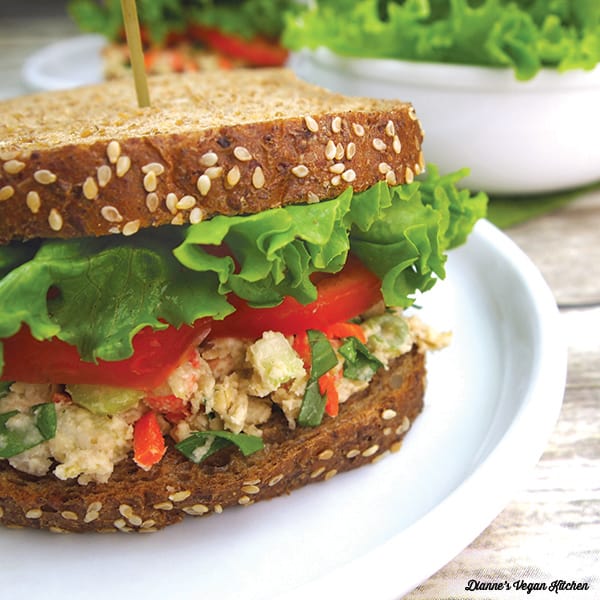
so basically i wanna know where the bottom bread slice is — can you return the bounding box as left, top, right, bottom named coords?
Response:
left=0, top=346, right=425, bottom=533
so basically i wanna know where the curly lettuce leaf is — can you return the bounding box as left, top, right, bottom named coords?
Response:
left=283, top=0, right=600, bottom=80
left=173, top=187, right=354, bottom=307
left=0, top=231, right=232, bottom=364
left=69, top=0, right=190, bottom=42
left=68, top=0, right=125, bottom=41
left=188, top=0, right=299, bottom=41
left=174, top=167, right=487, bottom=310
left=69, top=0, right=297, bottom=43
left=0, top=167, right=486, bottom=375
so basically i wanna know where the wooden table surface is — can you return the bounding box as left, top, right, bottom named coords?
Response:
left=1, top=3, right=598, bottom=598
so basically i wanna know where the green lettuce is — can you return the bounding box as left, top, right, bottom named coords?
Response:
left=0, top=167, right=486, bottom=376
left=69, top=0, right=298, bottom=44
left=173, top=187, right=355, bottom=307
left=0, top=231, right=233, bottom=364
left=173, top=166, right=486, bottom=310
left=187, top=0, right=300, bottom=41
left=283, top=0, right=600, bottom=80
left=69, top=0, right=184, bottom=43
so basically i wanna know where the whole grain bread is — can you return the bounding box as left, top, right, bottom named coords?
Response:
left=0, top=347, right=425, bottom=533
left=0, top=68, right=424, bottom=243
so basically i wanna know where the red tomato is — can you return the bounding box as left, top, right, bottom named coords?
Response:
left=1, top=320, right=211, bottom=390
left=133, top=411, right=166, bottom=469
left=188, top=25, right=289, bottom=67
left=210, top=256, right=382, bottom=340
left=0, top=256, right=381, bottom=388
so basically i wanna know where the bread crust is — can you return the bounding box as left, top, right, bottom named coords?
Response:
left=0, top=69, right=424, bottom=243
left=0, top=347, right=425, bottom=533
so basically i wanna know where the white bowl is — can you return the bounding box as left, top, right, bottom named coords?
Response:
left=289, top=47, right=600, bottom=195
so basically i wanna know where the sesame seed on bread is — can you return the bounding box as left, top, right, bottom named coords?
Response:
left=0, top=347, right=424, bottom=533
left=0, top=68, right=424, bottom=243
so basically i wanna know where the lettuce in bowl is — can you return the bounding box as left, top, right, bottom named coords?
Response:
left=283, top=0, right=600, bottom=80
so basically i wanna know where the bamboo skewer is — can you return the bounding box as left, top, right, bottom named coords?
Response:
left=120, top=0, right=150, bottom=107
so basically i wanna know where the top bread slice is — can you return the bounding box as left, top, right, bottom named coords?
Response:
left=0, top=68, right=424, bottom=243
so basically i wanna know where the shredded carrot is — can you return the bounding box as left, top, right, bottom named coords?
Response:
left=143, top=49, right=159, bottom=70
left=292, top=331, right=311, bottom=369
left=217, top=55, right=234, bottom=70
left=184, top=57, right=199, bottom=72
left=294, top=324, right=363, bottom=419
left=319, top=370, right=341, bottom=417
left=169, top=49, right=186, bottom=72
left=144, top=394, right=189, bottom=423
left=324, top=322, right=367, bottom=344
left=51, top=392, right=71, bottom=404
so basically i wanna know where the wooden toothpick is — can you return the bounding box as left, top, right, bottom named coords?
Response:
left=120, top=0, right=150, bottom=107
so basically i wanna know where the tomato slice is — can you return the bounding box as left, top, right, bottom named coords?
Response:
left=188, top=25, right=289, bottom=67
left=0, top=257, right=381, bottom=388
left=1, top=320, right=211, bottom=390
left=210, top=256, right=383, bottom=340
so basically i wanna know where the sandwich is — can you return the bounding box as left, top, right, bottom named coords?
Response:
left=0, top=68, right=486, bottom=532
left=68, top=0, right=297, bottom=78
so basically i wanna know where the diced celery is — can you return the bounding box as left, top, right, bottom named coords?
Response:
left=66, top=384, right=143, bottom=415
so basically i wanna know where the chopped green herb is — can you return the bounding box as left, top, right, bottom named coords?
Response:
left=0, top=402, right=57, bottom=458
left=0, top=381, right=12, bottom=399
left=32, top=403, right=57, bottom=440
left=339, top=336, right=384, bottom=381
left=298, top=330, right=338, bottom=427
left=306, top=330, right=338, bottom=379
left=298, top=379, right=327, bottom=428
left=176, top=430, right=264, bottom=464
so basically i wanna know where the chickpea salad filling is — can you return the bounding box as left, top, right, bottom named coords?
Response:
left=0, top=310, right=447, bottom=485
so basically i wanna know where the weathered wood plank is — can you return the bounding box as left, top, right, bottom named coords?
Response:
left=506, top=189, right=600, bottom=307
left=406, top=306, right=600, bottom=599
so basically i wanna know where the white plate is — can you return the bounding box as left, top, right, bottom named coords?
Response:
left=1, top=220, right=566, bottom=600
left=22, top=34, right=105, bottom=92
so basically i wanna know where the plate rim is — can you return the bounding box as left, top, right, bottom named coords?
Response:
left=275, top=219, right=567, bottom=599
left=21, top=34, right=106, bottom=92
